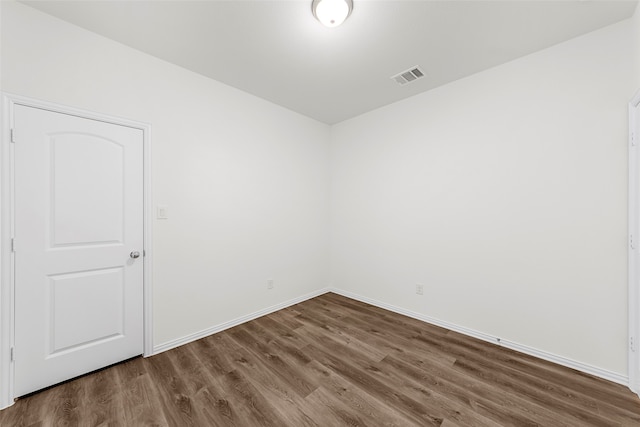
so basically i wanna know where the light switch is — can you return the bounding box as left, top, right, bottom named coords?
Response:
left=157, top=205, right=168, bottom=219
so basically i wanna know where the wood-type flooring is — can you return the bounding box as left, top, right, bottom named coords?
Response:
left=1, top=292, right=639, bottom=426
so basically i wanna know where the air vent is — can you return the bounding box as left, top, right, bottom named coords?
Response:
left=391, top=66, right=425, bottom=85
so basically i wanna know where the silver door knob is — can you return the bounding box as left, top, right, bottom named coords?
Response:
left=130, top=251, right=141, bottom=259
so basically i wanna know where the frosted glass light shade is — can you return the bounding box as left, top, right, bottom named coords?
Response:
left=312, top=0, right=353, bottom=28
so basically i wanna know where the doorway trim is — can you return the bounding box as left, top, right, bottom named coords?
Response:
left=0, top=93, right=153, bottom=409
left=629, top=89, right=640, bottom=397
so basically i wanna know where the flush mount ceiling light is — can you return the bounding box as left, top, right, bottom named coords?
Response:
left=312, top=0, right=353, bottom=28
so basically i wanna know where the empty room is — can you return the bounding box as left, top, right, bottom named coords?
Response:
left=1, top=0, right=640, bottom=425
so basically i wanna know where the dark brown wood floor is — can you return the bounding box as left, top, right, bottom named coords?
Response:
left=1, top=292, right=639, bottom=426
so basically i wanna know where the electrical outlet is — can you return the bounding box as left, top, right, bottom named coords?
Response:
left=415, top=284, right=424, bottom=295
left=267, top=279, right=274, bottom=290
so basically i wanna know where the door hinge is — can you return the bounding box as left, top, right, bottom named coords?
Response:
left=10, top=347, right=14, bottom=362
left=11, top=238, right=15, bottom=253
left=10, top=129, right=16, bottom=144
left=632, top=132, right=636, bottom=147
left=632, top=336, right=636, bottom=352
left=631, top=235, right=635, bottom=250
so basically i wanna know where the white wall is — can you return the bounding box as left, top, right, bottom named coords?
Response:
left=330, top=19, right=636, bottom=375
left=1, top=1, right=331, bottom=347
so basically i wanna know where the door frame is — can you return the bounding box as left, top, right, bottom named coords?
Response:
left=629, top=89, right=640, bottom=397
left=0, top=93, right=153, bottom=409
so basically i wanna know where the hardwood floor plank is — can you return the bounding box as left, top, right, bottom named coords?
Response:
left=304, top=359, right=425, bottom=426
left=1, top=292, right=639, bottom=426
left=451, top=355, right=623, bottom=425
left=302, top=298, right=458, bottom=366
left=112, top=358, right=169, bottom=427
left=50, top=378, right=83, bottom=426
left=322, top=295, right=640, bottom=423
left=188, top=333, right=238, bottom=377
left=0, top=388, right=51, bottom=427
left=229, top=348, right=320, bottom=427
left=227, top=326, right=318, bottom=398
left=266, top=309, right=305, bottom=331
left=144, top=347, right=210, bottom=426
left=303, top=342, right=444, bottom=426
left=383, top=350, right=577, bottom=426
left=364, top=358, right=501, bottom=427
left=188, top=337, right=265, bottom=427
left=304, top=385, right=396, bottom=427
left=303, top=386, right=372, bottom=427
left=295, top=316, right=389, bottom=363
left=320, top=293, right=451, bottom=338
left=251, top=314, right=311, bottom=350
left=220, top=369, right=289, bottom=426
left=78, top=368, right=127, bottom=426
left=416, top=327, right=640, bottom=423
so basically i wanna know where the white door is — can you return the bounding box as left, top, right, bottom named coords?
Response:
left=13, top=104, right=144, bottom=397
left=631, top=91, right=640, bottom=397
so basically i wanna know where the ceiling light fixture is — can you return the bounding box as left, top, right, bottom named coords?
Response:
left=312, top=0, right=353, bottom=28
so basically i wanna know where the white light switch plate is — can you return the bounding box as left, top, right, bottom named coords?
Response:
left=157, top=205, right=168, bottom=219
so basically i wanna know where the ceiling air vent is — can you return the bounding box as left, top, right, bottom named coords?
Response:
left=391, top=66, right=425, bottom=86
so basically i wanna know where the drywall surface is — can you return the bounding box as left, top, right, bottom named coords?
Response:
left=1, top=1, right=330, bottom=347
left=330, top=19, right=635, bottom=375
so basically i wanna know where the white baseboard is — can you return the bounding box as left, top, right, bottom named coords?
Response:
left=329, top=288, right=629, bottom=387
left=153, top=287, right=330, bottom=354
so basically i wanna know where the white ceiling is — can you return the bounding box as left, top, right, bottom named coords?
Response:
left=22, top=0, right=638, bottom=124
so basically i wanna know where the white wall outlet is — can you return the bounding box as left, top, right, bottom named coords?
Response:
left=416, top=284, right=424, bottom=295
left=267, top=279, right=274, bottom=290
